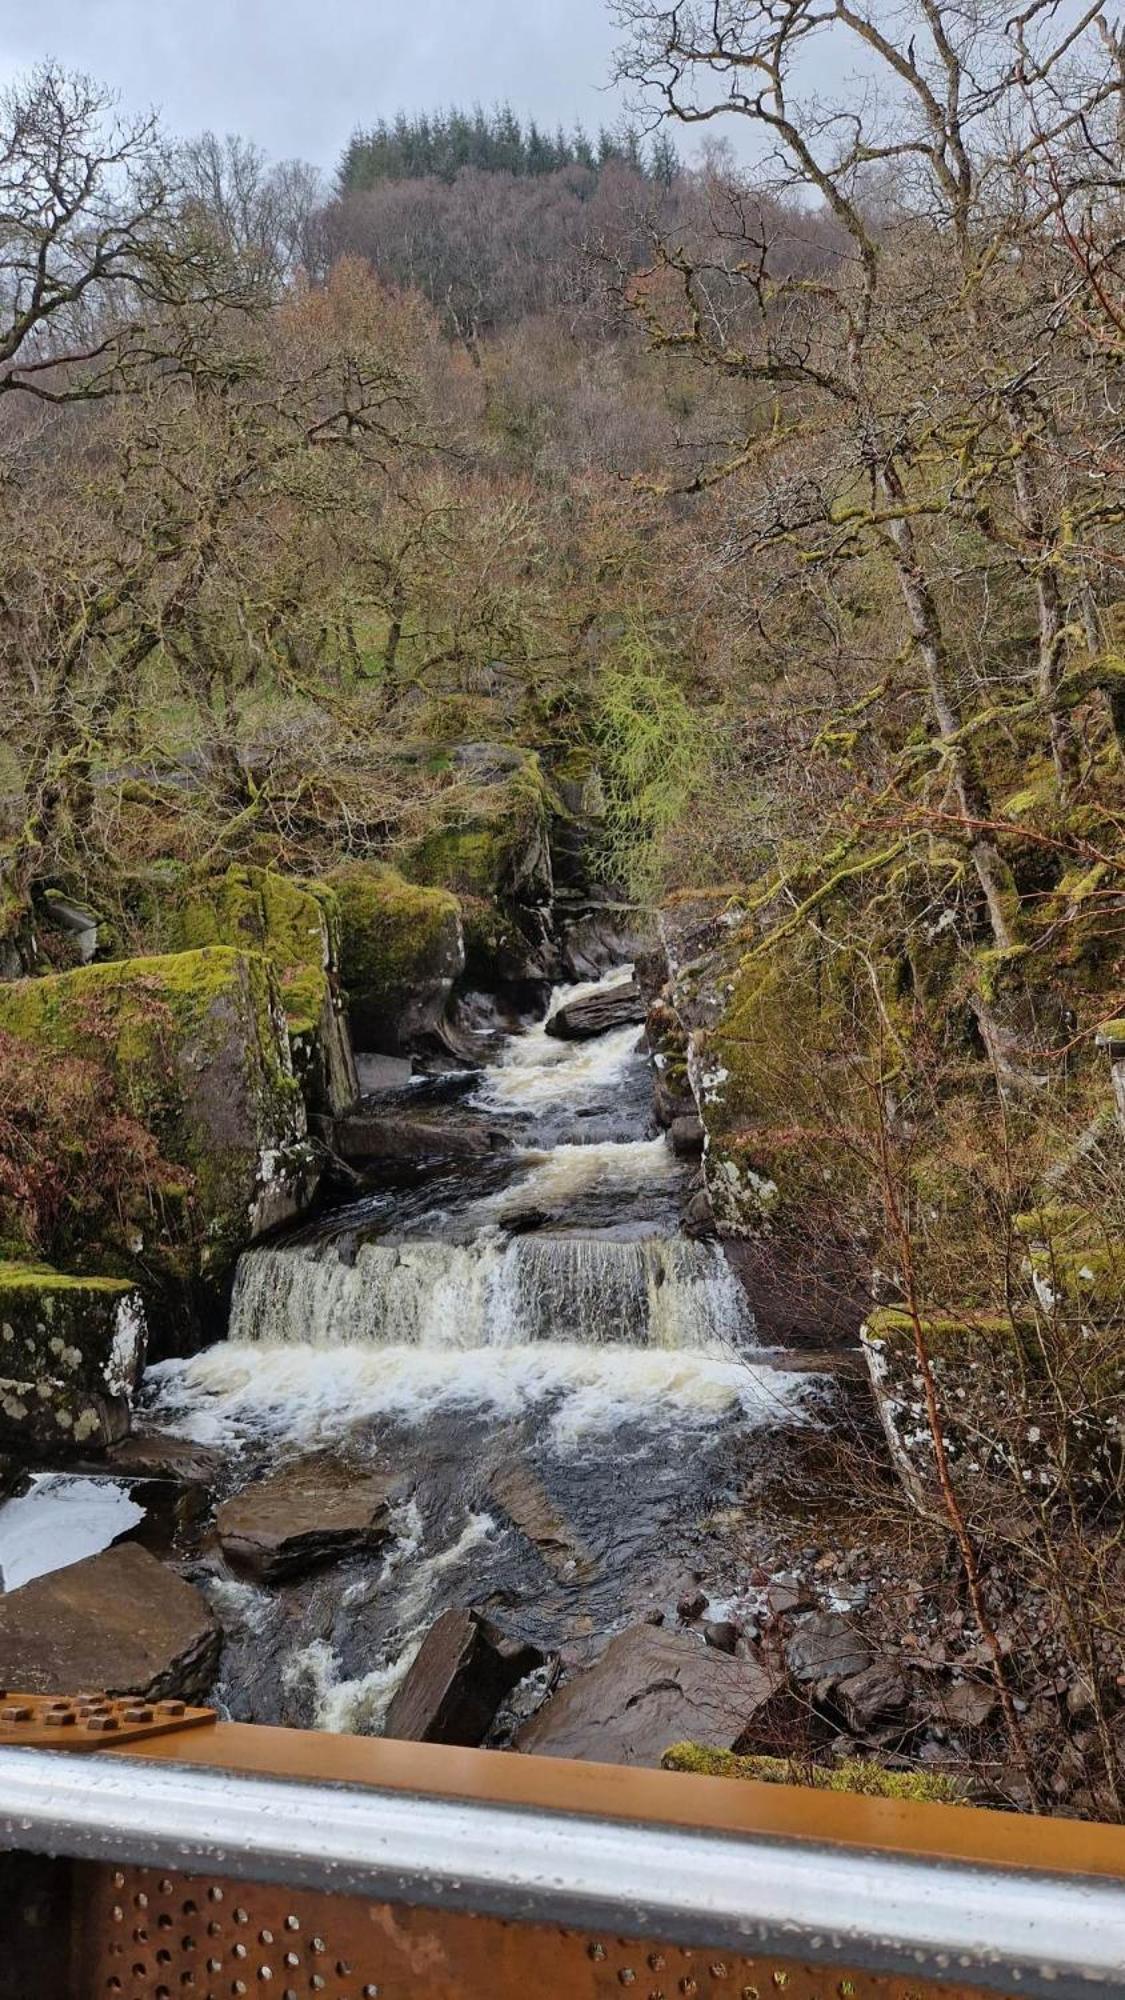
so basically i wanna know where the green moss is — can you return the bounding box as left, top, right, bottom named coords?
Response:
left=0, top=949, right=304, bottom=1303
left=170, top=866, right=337, bottom=1040
left=863, top=1308, right=1016, bottom=1354
left=407, top=826, right=506, bottom=898
left=660, top=1745, right=968, bottom=1803
left=328, top=865, right=460, bottom=1008
left=0, top=1262, right=134, bottom=1298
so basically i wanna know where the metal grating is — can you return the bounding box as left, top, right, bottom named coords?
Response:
left=77, top=1863, right=1005, bottom=2000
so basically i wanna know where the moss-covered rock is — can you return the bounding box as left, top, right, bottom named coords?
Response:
left=152, top=866, right=357, bottom=1116
left=0, top=949, right=314, bottom=1336
left=660, top=1743, right=967, bottom=1803
left=0, top=1262, right=146, bottom=1458
left=327, top=864, right=464, bottom=1053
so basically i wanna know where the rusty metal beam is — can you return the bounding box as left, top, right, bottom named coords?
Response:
left=2, top=1730, right=1125, bottom=1998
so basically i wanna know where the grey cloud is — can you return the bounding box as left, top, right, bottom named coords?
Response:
left=0, top=0, right=628, bottom=170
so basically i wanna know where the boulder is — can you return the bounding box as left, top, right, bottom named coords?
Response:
left=0, top=1541, right=219, bottom=1699
left=545, top=979, right=646, bottom=1041
left=0, top=1265, right=145, bottom=1460
left=514, top=1623, right=792, bottom=1767
left=216, top=1458, right=400, bottom=1582
left=164, top=866, right=358, bottom=1117
left=105, top=1432, right=226, bottom=1488
left=330, top=1107, right=511, bottom=1166
left=0, top=949, right=315, bottom=1328
left=328, top=865, right=464, bottom=1054
left=836, top=1661, right=910, bottom=1733
left=384, top=1607, right=544, bottom=1746
left=785, top=1613, right=873, bottom=1686
left=669, top=1114, right=705, bottom=1158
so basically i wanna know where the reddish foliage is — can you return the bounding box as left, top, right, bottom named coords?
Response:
left=0, top=1028, right=184, bottom=1265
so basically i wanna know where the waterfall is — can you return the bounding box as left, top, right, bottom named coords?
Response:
left=228, top=1232, right=755, bottom=1356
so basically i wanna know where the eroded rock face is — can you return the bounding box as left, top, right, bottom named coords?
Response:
left=545, top=980, right=646, bottom=1041
left=0, top=1541, right=219, bottom=1699
left=383, top=1607, right=544, bottom=1746
left=216, top=1458, right=400, bottom=1581
left=514, top=1623, right=791, bottom=1767
left=0, top=1266, right=145, bottom=1460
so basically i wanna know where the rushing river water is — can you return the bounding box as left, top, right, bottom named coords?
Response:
left=64, top=968, right=818, bottom=1732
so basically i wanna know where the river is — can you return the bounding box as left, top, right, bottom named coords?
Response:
left=6, top=967, right=821, bottom=1738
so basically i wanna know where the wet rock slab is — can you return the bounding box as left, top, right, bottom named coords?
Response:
left=384, top=1607, right=544, bottom=1746
left=514, top=1622, right=791, bottom=1767
left=0, top=1541, right=218, bottom=1699
left=545, top=980, right=646, bottom=1041
left=216, top=1458, right=400, bottom=1581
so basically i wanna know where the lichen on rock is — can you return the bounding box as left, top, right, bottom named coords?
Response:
left=0, top=1261, right=146, bottom=1458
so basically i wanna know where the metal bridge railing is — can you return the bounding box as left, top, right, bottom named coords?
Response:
left=1, top=1709, right=1124, bottom=2000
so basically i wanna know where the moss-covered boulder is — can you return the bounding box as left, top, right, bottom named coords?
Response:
left=404, top=746, right=560, bottom=1000
left=0, top=1263, right=146, bottom=1459
left=155, top=867, right=357, bottom=1116
left=327, top=865, right=464, bottom=1053
left=660, top=1744, right=967, bottom=1803
left=0, top=949, right=314, bottom=1334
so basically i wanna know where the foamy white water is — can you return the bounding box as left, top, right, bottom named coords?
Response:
left=0, top=1473, right=144, bottom=1591
left=222, top=1229, right=753, bottom=1353
left=475, top=968, right=641, bottom=1113
left=145, top=1340, right=811, bottom=1454
left=282, top=1511, right=503, bottom=1733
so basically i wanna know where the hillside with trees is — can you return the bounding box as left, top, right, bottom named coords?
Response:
left=2, top=2, right=1125, bottom=1817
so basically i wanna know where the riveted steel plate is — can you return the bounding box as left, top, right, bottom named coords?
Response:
left=0, top=1692, right=214, bottom=1751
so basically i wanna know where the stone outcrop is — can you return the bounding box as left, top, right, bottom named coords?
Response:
left=489, top=1462, right=597, bottom=1583
left=0, top=1541, right=219, bottom=1699
left=329, top=1105, right=511, bottom=1166
left=216, top=1458, right=399, bottom=1581
left=545, top=978, right=646, bottom=1041
left=0, top=1265, right=145, bottom=1459
left=862, top=1305, right=1125, bottom=1512
left=383, top=1607, right=544, bottom=1745
left=514, top=1623, right=792, bottom=1767
left=652, top=892, right=873, bottom=1345
left=0, top=949, right=315, bottom=1332
left=162, top=866, right=358, bottom=1117
left=328, top=864, right=464, bottom=1054
left=407, top=745, right=558, bottom=1005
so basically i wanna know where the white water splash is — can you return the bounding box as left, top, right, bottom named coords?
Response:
left=0, top=1474, right=144, bottom=1592
left=282, top=1511, right=502, bottom=1733
left=145, top=1339, right=812, bottom=1455
left=475, top=967, right=641, bottom=1114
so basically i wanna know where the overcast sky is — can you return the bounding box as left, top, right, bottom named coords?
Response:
left=0, top=0, right=636, bottom=174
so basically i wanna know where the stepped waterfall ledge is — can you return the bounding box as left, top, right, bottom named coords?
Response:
left=124, top=966, right=821, bottom=1742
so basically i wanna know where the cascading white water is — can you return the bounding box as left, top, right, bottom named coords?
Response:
left=147, top=964, right=810, bottom=1465
left=227, top=1230, right=754, bottom=1353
